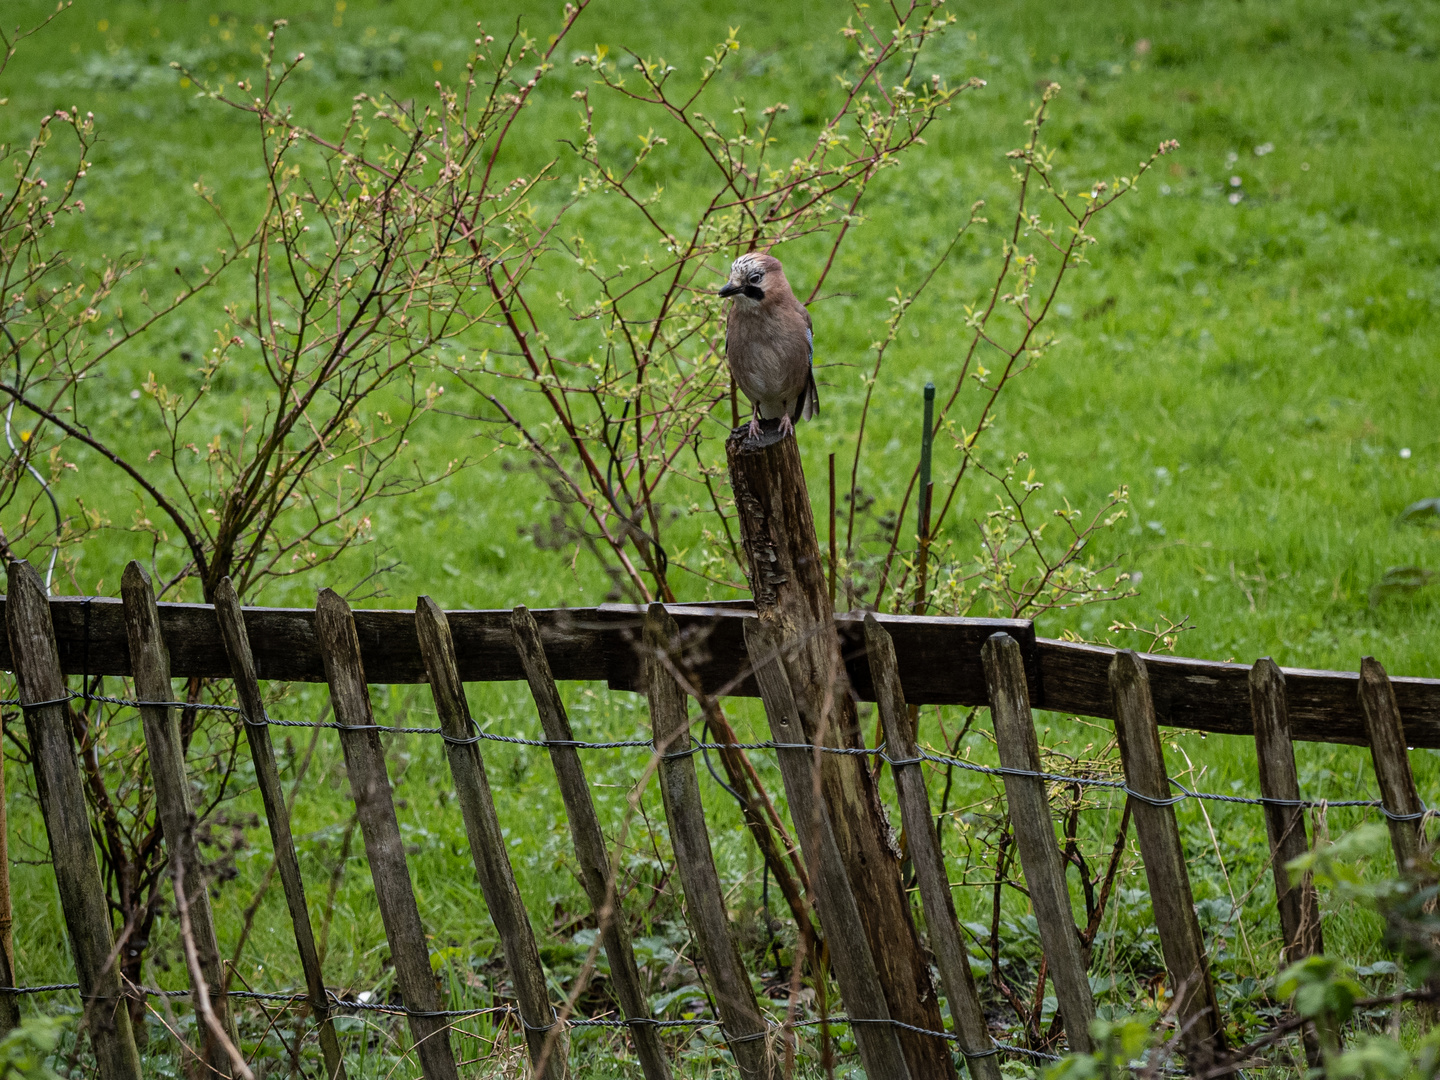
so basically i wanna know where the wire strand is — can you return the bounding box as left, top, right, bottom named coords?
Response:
left=3, top=690, right=1423, bottom=818
left=2, top=982, right=1057, bottom=1061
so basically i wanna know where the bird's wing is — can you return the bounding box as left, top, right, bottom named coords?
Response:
left=800, top=305, right=818, bottom=420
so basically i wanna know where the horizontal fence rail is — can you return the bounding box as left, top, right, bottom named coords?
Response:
left=3, top=596, right=1438, bottom=747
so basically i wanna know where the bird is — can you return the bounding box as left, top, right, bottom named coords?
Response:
left=719, top=252, right=818, bottom=441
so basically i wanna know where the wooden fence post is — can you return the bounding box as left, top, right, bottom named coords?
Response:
left=867, top=616, right=1000, bottom=1080
left=1357, top=657, right=1427, bottom=877
left=1109, top=650, right=1225, bottom=1071
left=981, top=632, right=1094, bottom=1054
left=1249, top=659, right=1324, bottom=962
left=744, top=618, right=914, bottom=1080
left=213, top=577, right=347, bottom=1080
left=120, top=563, right=238, bottom=1078
left=642, top=623, right=815, bottom=954
left=5, top=560, right=143, bottom=1080
left=1249, top=657, right=1324, bottom=1068
left=415, top=597, right=568, bottom=1080
left=0, top=704, right=17, bottom=1034
left=696, top=702, right=817, bottom=948
left=644, top=605, right=778, bottom=1080
left=727, top=428, right=954, bottom=1079
left=510, top=606, right=673, bottom=1080
left=314, top=589, right=459, bottom=1080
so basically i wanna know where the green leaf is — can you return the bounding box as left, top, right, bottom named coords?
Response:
left=1276, top=955, right=1362, bottom=1024
left=1286, top=823, right=1389, bottom=891
left=1042, top=1015, right=1162, bottom=1080
left=1325, top=1034, right=1413, bottom=1080
left=0, top=1015, right=69, bottom=1079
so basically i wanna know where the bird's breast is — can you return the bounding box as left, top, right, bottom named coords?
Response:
left=726, top=311, right=810, bottom=402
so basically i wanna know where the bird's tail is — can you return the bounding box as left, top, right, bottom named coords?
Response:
left=797, top=367, right=819, bottom=422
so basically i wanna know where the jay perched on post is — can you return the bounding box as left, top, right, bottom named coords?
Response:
left=719, top=253, right=819, bottom=440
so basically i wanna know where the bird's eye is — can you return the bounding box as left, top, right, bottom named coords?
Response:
left=748, top=273, right=762, bottom=284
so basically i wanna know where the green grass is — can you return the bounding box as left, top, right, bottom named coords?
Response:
left=3, top=0, right=1439, bottom=1075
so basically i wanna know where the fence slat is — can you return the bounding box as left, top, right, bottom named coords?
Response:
left=415, top=597, right=567, bottom=1080
left=119, top=562, right=237, bottom=1077
left=5, top=560, right=143, bottom=1080
left=698, top=703, right=817, bottom=944
left=0, top=703, right=17, bottom=1034
left=315, top=589, right=459, bottom=1080
left=214, top=577, right=346, bottom=1080
left=743, top=618, right=915, bottom=1080
left=1249, top=658, right=1323, bottom=962
left=1358, top=656, right=1426, bottom=876
left=982, top=632, right=1095, bottom=1055
left=867, top=616, right=999, bottom=1080
left=644, top=605, right=778, bottom=1080
left=1249, top=657, right=1324, bottom=1068
left=727, top=433, right=956, bottom=1080
left=510, top=605, right=673, bottom=1080
left=649, top=619, right=815, bottom=949
left=1109, top=650, right=1225, bottom=1071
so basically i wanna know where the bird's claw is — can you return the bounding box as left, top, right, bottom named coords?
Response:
left=778, top=413, right=795, bottom=438
left=747, top=417, right=762, bottom=440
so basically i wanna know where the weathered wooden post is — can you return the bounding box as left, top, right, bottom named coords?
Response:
left=0, top=706, right=16, bottom=1035
left=1357, top=657, right=1427, bottom=878
left=982, top=632, right=1094, bottom=1054
left=1110, top=650, right=1225, bottom=1072
left=6, top=560, right=143, bottom=1080
left=644, top=605, right=778, bottom=1079
left=415, top=597, right=567, bottom=1080
left=315, top=589, right=460, bottom=1080
left=511, top=606, right=673, bottom=1080
left=727, top=428, right=955, bottom=1079
left=1249, top=657, right=1324, bottom=1068
left=744, top=619, right=912, bottom=1078
left=1249, top=659, right=1324, bottom=963
left=214, top=578, right=346, bottom=1080
left=868, top=617, right=1000, bottom=1080
left=121, top=563, right=239, bottom=1078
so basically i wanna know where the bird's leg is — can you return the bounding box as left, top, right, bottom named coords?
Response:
left=778, top=412, right=795, bottom=438
left=748, top=403, right=762, bottom=441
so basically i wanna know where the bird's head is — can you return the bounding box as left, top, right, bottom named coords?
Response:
left=719, top=253, right=784, bottom=304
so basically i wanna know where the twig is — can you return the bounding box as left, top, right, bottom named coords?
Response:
left=1192, top=989, right=1440, bottom=1080
left=173, top=853, right=256, bottom=1080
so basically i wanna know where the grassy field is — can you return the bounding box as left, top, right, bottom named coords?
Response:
left=2, top=0, right=1439, bottom=1075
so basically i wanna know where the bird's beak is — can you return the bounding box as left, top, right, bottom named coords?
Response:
left=718, top=283, right=742, bottom=298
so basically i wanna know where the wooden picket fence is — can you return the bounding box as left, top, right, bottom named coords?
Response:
left=2, top=556, right=1436, bottom=1080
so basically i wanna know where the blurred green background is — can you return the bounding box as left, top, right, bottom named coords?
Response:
left=1, top=0, right=1436, bottom=670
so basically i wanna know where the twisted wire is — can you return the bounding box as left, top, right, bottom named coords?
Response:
left=3, top=690, right=1426, bottom=820
left=1, top=981, right=1054, bottom=1061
